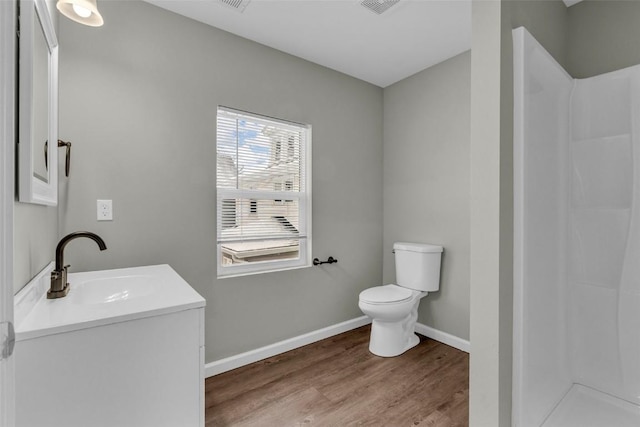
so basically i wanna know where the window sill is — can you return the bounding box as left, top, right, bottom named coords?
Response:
left=217, top=263, right=313, bottom=280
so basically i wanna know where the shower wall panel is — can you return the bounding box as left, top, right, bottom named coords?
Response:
left=513, top=27, right=573, bottom=427
left=569, top=65, right=640, bottom=405
left=515, top=26, right=640, bottom=426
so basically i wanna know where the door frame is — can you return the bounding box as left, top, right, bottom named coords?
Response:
left=0, top=0, right=16, bottom=426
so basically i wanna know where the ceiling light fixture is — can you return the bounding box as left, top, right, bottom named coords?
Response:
left=56, top=0, right=104, bottom=27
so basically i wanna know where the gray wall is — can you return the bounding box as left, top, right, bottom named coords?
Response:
left=13, top=0, right=59, bottom=294
left=568, top=0, right=640, bottom=78
left=382, top=52, right=470, bottom=341
left=13, top=204, right=57, bottom=294
left=57, top=1, right=383, bottom=362
left=469, top=0, right=568, bottom=425
left=508, top=0, right=569, bottom=70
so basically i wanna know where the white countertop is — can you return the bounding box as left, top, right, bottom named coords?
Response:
left=15, top=264, right=205, bottom=341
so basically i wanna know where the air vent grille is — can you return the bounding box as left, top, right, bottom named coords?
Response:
left=217, top=0, right=251, bottom=13
left=360, top=0, right=400, bottom=15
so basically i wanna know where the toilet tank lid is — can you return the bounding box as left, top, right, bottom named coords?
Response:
left=394, top=242, right=443, bottom=253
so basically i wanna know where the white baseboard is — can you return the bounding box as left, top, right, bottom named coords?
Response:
left=205, top=317, right=470, bottom=378
left=205, top=316, right=372, bottom=377
left=415, top=322, right=470, bottom=353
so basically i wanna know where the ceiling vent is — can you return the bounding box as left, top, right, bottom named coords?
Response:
left=360, top=0, right=400, bottom=15
left=216, top=0, right=251, bottom=13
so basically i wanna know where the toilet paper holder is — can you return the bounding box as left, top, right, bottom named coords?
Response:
left=313, top=256, right=338, bottom=266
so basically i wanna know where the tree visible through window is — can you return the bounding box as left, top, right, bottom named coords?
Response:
left=216, top=107, right=311, bottom=277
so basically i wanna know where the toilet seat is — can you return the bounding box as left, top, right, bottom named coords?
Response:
left=359, top=285, right=414, bottom=305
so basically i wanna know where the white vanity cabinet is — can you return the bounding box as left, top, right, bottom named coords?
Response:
left=14, top=264, right=206, bottom=427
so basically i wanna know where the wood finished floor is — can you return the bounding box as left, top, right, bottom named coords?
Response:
left=205, top=325, right=469, bottom=427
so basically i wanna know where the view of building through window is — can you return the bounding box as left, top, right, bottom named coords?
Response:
left=216, top=107, right=310, bottom=276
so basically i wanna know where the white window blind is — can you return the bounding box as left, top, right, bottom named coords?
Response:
left=216, top=107, right=311, bottom=277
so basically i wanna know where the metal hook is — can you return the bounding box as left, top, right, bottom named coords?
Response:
left=44, top=140, right=72, bottom=177
left=58, top=140, right=72, bottom=177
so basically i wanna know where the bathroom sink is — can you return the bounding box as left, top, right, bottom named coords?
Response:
left=13, top=264, right=206, bottom=427
left=14, top=264, right=205, bottom=341
left=69, top=274, right=155, bottom=305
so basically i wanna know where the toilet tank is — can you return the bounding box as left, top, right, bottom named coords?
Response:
left=394, top=242, right=443, bottom=292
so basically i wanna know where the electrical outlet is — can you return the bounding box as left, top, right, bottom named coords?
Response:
left=97, top=200, right=113, bottom=221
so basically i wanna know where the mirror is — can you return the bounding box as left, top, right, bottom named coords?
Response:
left=18, top=0, right=58, bottom=205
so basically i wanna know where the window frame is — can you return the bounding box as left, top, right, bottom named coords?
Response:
left=216, top=106, right=312, bottom=278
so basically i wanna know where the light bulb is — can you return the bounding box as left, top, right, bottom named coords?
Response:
left=72, top=3, right=92, bottom=18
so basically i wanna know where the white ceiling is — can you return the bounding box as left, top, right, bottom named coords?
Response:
left=145, top=0, right=581, bottom=88
left=144, top=0, right=472, bottom=88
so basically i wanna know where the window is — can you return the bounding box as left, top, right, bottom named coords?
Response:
left=216, top=106, right=311, bottom=277
left=221, top=199, right=237, bottom=229
left=274, top=182, right=282, bottom=204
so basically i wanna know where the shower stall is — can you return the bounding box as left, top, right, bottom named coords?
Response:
left=513, top=27, right=640, bottom=426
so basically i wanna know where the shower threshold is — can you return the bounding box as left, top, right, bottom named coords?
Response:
left=542, top=384, right=640, bottom=427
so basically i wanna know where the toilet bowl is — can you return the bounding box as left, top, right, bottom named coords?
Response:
left=359, top=285, right=427, bottom=357
left=358, top=242, right=442, bottom=357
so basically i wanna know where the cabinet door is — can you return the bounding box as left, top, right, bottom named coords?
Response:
left=16, top=309, right=202, bottom=427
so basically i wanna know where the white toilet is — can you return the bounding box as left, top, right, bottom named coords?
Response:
left=359, top=242, right=443, bottom=357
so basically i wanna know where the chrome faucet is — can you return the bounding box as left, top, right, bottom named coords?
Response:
left=48, top=232, right=107, bottom=299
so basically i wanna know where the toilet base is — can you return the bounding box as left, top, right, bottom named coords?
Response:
left=362, top=292, right=425, bottom=357
left=368, top=321, right=421, bottom=357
